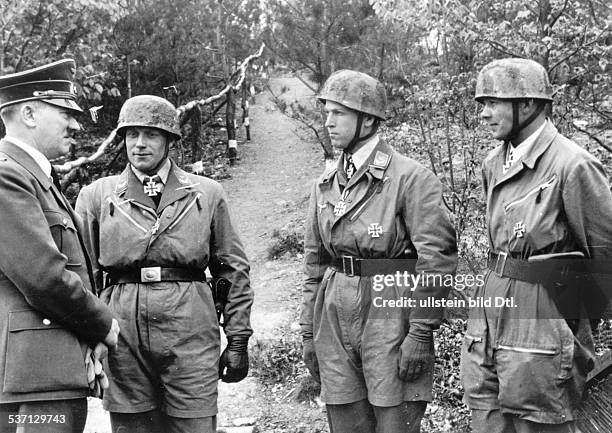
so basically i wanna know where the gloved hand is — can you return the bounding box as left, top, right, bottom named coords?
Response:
left=398, top=323, right=434, bottom=382
left=302, top=337, right=320, bottom=382
left=85, top=342, right=110, bottom=398
left=219, top=336, right=249, bottom=383
left=103, top=318, right=120, bottom=349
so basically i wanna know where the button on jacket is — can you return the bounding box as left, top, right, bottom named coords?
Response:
left=461, top=120, right=612, bottom=423
left=0, top=139, right=113, bottom=403
left=76, top=161, right=252, bottom=416
left=301, top=139, right=457, bottom=406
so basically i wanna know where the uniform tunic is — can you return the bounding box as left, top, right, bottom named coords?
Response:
left=461, top=120, right=612, bottom=423
left=301, top=139, right=457, bottom=406
left=76, top=161, right=252, bottom=417
left=0, top=139, right=112, bottom=404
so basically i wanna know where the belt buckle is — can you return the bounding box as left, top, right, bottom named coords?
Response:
left=342, top=256, right=355, bottom=277
left=494, top=252, right=508, bottom=277
left=141, top=266, right=161, bottom=282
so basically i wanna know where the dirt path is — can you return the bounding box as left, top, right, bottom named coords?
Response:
left=222, top=76, right=322, bottom=336
left=85, top=75, right=325, bottom=432
left=216, top=76, right=324, bottom=428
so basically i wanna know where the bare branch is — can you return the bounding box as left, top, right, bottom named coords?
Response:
left=55, top=130, right=119, bottom=173
left=291, top=70, right=317, bottom=93
left=549, top=31, right=602, bottom=71
left=176, top=42, right=265, bottom=116
left=572, top=122, right=612, bottom=153
left=487, top=40, right=522, bottom=58
left=549, top=0, right=569, bottom=29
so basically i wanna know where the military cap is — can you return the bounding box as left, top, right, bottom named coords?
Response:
left=0, top=59, right=83, bottom=112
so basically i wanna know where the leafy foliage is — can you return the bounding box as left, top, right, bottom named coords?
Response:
left=250, top=331, right=306, bottom=385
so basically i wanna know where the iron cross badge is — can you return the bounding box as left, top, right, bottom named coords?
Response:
left=368, top=223, right=383, bottom=238
left=334, top=200, right=347, bottom=217
left=513, top=221, right=526, bottom=238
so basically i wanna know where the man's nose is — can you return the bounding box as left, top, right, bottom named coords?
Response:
left=68, top=117, right=81, bottom=131
left=324, top=113, right=333, bottom=128
left=480, top=106, right=490, bottom=120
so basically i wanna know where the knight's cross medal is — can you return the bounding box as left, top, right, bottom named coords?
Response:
left=143, top=175, right=162, bottom=197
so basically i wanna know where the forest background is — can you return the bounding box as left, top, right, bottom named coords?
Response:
left=0, top=0, right=611, bottom=431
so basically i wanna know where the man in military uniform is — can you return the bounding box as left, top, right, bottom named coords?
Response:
left=461, top=58, right=612, bottom=432
left=76, top=95, right=253, bottom=433
left=0, top=59, right=119, bottom=433
left=301, top=69, right=458, bottom=433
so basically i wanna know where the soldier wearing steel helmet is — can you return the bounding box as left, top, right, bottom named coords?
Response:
left=301, top=69, right=457, bottom=432
left=461, top=58, right=612, bottom=432
left=75, top=95, right=252, bottom=433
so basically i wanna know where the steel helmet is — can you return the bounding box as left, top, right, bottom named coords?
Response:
left=116, top=95, right=181, bottom=140
left=475, top=58, right=553, bottom=103
left=318, top=70, right=387, bottom=120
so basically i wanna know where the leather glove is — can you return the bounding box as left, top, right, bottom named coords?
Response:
left=398, top=323, right=434, bottom=382
left=85, top=343, right=110, bottom=398
left=219, top=336, right=249, bottom=383
left=302, top=337, right=320, bottom=382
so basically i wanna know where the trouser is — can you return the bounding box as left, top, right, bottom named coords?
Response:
left=326, top=399, right=426, bottom=433
left=0, top=398, right=87, bottom=433
left=110, top=410, right=217, bottom=433
left=471, top=409, right=582, bottom=433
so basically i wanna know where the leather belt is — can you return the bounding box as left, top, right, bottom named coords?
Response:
left=487, top=252, right=581, bottom=284
left=107, top=267, right=206, bottom=285
left=331, top=256, right=417, bottom=277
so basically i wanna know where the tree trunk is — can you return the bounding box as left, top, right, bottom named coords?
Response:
left=378, top=43, right=385, bottom=79
left=191, top=105, right=202, bottom=162
left=226, top=89, right=237, bottom=165
left=318, top=105, right=334, bottom=160
left=241, top=80, right=251, bottom=141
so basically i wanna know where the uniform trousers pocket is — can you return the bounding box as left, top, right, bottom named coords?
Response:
left=3, top=310, right=87, bottom=393
left=495, top=339, right=574, bottom=416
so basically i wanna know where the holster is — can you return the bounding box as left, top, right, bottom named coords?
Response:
left=209, top=277, right=231, bottom=323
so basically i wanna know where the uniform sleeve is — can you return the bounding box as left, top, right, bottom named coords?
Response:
left=401, top=167, right=458, bottom=327
left=562, top=157, right=612, bottom=318
left=563, top=157, right=612, bottom=259
left=208, top=186, right=253, bottom=338
left=300, top=181, right=332, bottom=338
left=75, top=183, right=104, bottom=293
left=0, top=164, right=111, bottom=343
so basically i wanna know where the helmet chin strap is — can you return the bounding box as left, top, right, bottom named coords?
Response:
left=506, top=100, right=545, bottom=146
left=345, top=113, right=377, bottom=153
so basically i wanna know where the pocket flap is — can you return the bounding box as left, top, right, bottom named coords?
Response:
left=43, top=210, right=76, bottom=231
left=8, top=310, right=63, bottom=332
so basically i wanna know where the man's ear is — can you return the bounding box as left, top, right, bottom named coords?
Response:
left=520, top=99, right=538, bottom=116
left=362, top=114, right=375, bottom=128
left=20, top=104, right=38, bottom=128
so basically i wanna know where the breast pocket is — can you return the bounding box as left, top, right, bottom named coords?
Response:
left=44, top=210, right=82, bottom=267
left=4, top=310, right=87, bottom=393
left=503, top=175, right=569, bottom=253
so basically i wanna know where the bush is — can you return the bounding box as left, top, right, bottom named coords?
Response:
left=250, top=331, right=305, bottom=385
left=267, top=228, right=304, bottom=259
